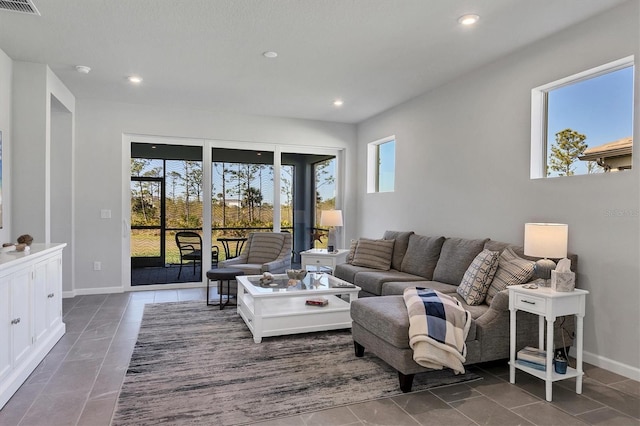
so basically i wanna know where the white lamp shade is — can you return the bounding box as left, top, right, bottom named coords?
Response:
left=524, top=223, right=568, bottom=259
left=320, top=210, right=343, bottom=227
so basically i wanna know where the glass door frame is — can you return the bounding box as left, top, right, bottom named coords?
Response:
left=122, top=134, right=343, bottom=290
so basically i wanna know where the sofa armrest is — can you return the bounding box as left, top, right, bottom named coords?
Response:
left=262, top=257, right=290, bottom=274
left=489, top=289, right=510, bottom=312
left=219, top=252, right=248, bottom=268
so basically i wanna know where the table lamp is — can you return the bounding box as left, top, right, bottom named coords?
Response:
left=320, top=210, right=343, bottom=252
left=524, top=223, right=568, bottom=281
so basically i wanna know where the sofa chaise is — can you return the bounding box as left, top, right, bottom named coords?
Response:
left=334, top=231, right=577, bottom=392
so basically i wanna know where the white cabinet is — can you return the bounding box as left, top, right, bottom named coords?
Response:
left=0, top=244, right=66, bottom=409
left=0, top=282, right=11, bottom=383
left=45, top=256, right=63, bottom=329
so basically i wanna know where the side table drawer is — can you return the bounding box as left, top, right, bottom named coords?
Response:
left=305, top=257, right=334, bottom=267
left=514, top=293, right=546, bottom=314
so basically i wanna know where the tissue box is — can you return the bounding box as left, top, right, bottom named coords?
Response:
left=551, top=270, right=575, bottom=292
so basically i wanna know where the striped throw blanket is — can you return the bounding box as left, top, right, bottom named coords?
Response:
left=403, top=287, right=471, bottom=374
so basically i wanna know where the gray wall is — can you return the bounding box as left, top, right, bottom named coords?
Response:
left=356, top=1, right=639, bottom=378
left=74, top=99, right=357, bottom=293
left=0, top=49, right=11, bottom=244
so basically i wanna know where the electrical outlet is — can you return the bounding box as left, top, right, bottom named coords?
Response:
left=93, top=261, right=102, bottom=271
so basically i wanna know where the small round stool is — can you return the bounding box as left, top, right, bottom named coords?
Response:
left=206, top=268, right=244, bottom=309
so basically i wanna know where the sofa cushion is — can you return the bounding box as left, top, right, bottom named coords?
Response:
left=354, top=270, right=424, bottom=296
left=400, top=235, right=445, bottom=279
left=383, top=231, right=414, bottom=271
left=382, top=280, right=459, bottom=296
left=352, top=238, right=395, bottom=270
left=432, top=237, right=489, bottom=285
left=456, top=249, right=500, bottom=305
left=350, top=296, right=477, bottom=348
left=334, top=263, right=372, bottom=284
left=485, top=247, right=535, bottom=305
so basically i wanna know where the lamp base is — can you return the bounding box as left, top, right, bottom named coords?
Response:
left=534, top=258, right=556, bottom=281
left=327, top=228, right=337, bottom=252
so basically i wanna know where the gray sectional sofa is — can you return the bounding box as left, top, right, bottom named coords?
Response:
left=335, top=231, right=577, bottom=392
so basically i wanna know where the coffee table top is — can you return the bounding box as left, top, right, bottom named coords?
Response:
left=237, top=273, right=359, bottom=297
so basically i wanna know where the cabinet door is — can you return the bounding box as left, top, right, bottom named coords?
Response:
left=45, top=255, right=63, bottom=329
left=0, top=280, right=11, bottom=382
left=9, top=268, right=32, bottom=366
left=33, top=260, right=48, bottom=343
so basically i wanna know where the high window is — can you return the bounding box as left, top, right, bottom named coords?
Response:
left=367, top=136, right=396, bottom=192
left=531, top=57, right=634, bottom=178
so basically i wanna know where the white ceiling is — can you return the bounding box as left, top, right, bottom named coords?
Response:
left=0, top=0, right=628, bottom=124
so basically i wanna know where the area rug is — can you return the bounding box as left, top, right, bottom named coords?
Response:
left=111, top=301, right=481, bottom=425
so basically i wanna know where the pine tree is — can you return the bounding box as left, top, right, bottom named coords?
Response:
left=548, top=128, right=588, bottom=176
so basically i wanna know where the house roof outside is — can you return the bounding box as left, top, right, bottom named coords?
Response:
left=579, top=136, right=633, bottom=171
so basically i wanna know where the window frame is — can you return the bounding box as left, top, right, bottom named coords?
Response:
left=367, top=135, right=396, bottom=193
left=530, top=55, right=634, bottom=179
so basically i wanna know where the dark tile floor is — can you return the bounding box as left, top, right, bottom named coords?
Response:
left=0, top=289, right=638, bottom=426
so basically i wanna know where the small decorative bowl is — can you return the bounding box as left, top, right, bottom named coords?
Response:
left=286, top=269, right=307, bottom=280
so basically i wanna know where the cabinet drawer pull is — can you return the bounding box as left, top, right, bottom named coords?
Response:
left=522, top=300, right=536, bottom=305
left=11, top=318, right=20, bottom=325
left=48, top=293, right=55, bottom=298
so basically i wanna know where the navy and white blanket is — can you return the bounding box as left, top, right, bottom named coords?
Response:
left=403, top=287, right=471, bottom=374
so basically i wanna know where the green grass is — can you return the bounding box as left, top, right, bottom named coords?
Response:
left=131, top=231, right=233, bottom=263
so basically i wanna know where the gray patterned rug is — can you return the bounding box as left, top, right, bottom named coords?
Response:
left=112, top=301, right=481, bottom=425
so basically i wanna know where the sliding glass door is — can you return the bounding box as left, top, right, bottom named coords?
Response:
left=127, top=139, right=342, bottom=286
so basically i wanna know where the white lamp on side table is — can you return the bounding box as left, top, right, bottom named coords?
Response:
left=524, top=223, right=568, bottom=282
left=320, top=210, right=343, bottom=252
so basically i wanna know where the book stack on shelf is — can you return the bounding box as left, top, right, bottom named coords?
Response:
left=305, top=297, right=328, bottom=307
left=517, top=346, right=547, bottom=371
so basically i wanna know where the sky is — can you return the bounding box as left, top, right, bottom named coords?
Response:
left=378, top=140, right=396, bottom=192
left=546, top=65, right=634, bottom=176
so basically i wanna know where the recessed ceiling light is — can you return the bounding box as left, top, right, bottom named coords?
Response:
left=333, top=99, right=344, bottom=107
left=128, top=75, right=143, bottom=84
left=75, top=65, right=91, bottom=74
left=458, top=14, right=480, bottom=26
left=263, top=51, right=278, bottom=58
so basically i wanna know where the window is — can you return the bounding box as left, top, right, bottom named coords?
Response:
left=531, top=56, right=634, bottom=178
left=367, top=136, right=396, bottom=192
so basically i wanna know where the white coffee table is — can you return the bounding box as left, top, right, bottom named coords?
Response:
left=236, top=273, right=360, bottom=343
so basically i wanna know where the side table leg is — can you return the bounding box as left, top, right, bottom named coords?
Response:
left=545, top=316, right=555, bottom=402
left=509, top=308, right=516, bottom=383
left=576, top=313, right=584, bottom=394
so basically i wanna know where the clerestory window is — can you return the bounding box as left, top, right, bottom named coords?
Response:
left=530, top=56, right=634, bottom=178
left=367, top=136, right=396, bottom=193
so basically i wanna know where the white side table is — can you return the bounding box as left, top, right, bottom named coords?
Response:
left=300, top=249, right=348, bottom=274
left=509, top=284, right=588, bottom=402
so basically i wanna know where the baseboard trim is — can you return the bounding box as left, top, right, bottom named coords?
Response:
left=571, top=348, right=640, bottom=381
left=63, top=282, right=207, bottom=298
left=63, top=287, right=124, bottom=298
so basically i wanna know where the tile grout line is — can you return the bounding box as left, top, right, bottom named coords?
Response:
left=74, top=294, right=134, bottom=426
left=17, top=295, right=107, bottom=426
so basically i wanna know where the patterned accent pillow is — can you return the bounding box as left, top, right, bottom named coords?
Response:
left=456, top=249, right=500, bottom=305
left=351, top=238, right=395, bottom=270
left=485, top=247, right=535, bottom=305
left=346, top=239, right=359, bottom=264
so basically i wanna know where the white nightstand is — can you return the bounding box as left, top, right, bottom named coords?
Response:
left=509, top=284, right=589, bottom=402
left=300, top=249, right=349, bottom=274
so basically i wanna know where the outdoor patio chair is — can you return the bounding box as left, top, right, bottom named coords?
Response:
left=175, top=231, right=219, bottom=279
